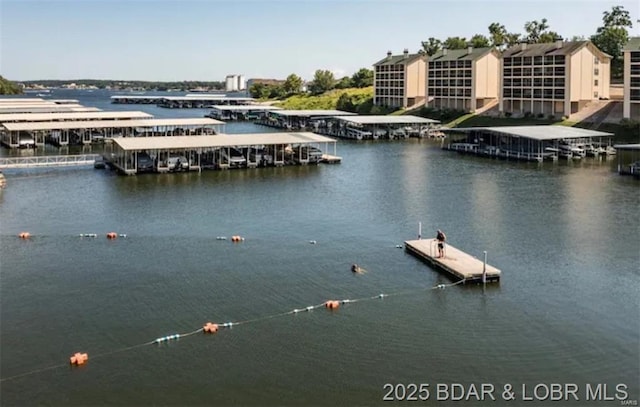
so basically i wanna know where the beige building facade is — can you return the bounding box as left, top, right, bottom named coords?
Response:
left=426, top=47, right=500, bottom=112
left=373, top=50, right=426, bottom=109
left=500, top=41, right=611, bottom=118
left=623, top=37, right=640, bottom=120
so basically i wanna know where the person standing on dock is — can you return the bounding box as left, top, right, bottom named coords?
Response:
left=435, top=230, right=446, bottom=258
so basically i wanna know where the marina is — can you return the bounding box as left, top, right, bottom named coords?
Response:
left=111, top=95, right=255, bottom=108
left=404, top=239, right=501, bottom=283
left=1, top=118, right=225, bottom=148
left=441, top=125, right=616, bottom=162
left=104, top=132, right=339, bottom=174
left=256, top=109, right=357, bottom=131
left=614, top=143, right=640, bottom=178
left=327, top=115, right=442, bottom=140
left=205, top=105, right=283, bottom=120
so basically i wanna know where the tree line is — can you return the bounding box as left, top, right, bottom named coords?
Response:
left=248, top=68, right=373, bottom=99
left=17, top=79, right=225, bottom=92
left=0, top=76, right=23, bottom=95
left=420, top=5, right=635, bottom=79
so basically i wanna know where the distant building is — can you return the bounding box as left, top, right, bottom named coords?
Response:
left=623, top=37, right=640, bottom=120
left=373, top=49, right=426, bottom=109
left=427, top=47, right=500, bottom=113
left=225, top=74, right=246, bottom=92
left=500, top=41, right=611, bottom=118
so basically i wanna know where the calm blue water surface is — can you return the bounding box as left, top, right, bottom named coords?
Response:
left=0, top=90, right=638, bottom=406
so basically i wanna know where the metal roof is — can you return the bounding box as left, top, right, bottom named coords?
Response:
left=111, top=95, right=164, bottom=100
left=3, top=118, right=225, bottom=132
left=185, top=93, right=226, bottom=97
left=210, top=105, right=282, bottom=111
left=112, top=132, right=336, bottom=151
left=0, top=98, right=48, bottom=103
left=161, top=96, right=254, bottom=101
left=623, top=37, right=640, bottom=52
left=429, top=47, right=496, bottom=62
left=613, top=143, right=640, bottom=150
left=502, top=41, right=611, bottom=59
left=374, top=53, right=424, bottom=66
left=442, top=125, right=613, bottom=140
left=0, top=106, right=101, bottom=114
left=271, top=110, right=356, bottom=117
left=335, top=115, right=440, bottom=125
left=0, top=103, right=60, bottom=109
left=0, top=111, right=153, bottom=122
left=50, top=99, right=79, bottom=104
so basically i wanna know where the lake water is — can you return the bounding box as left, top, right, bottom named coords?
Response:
left=0, top=90, right=638, bottom=406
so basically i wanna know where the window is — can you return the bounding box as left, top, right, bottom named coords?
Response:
left=544, top=88, right=553, bottom=99
left=513, top=89, right=522, bottom=98
left=594, top=68, right=599, bottom=76
left=554, top=55, right=565, bottom=64
left=464, top=89, right=471, bottom=97
left=554, top=89, right=565, bottom=99
left=513, top=79, right=522, bottom=87
left=443, top=88, right=449, bottom=96
left=464, top=79, right=472, bottom=87
left=544, top=67, right=554, bottom=76
left=594, top=56, right=599, bottom=64
left=513, top=57, right=522, bottom=66
left=594, top=91, right=599, bottom=98
left=504, top=78, right=512, bottom=87
left=534, top=56, right=543, bottom=65
left=544, top=56, right=554, bottom=65
left=504, top=88, right=512, bottom=97
left=464, top=70, right=472, bottom=78
left=443, top=61, right=449, bottom=68
left=435, top=89, right=442, bottom=96
left=457, top=61, right=465, bottom=68
left=554, top=67, right=565, bottom=76
left=533, top=89, right=542, bottom=98
left=533, top=78, right=542, bottom=87
left=428, top=70, right=435, bottom=78
left=435, top=80, right=442, bottom=87
left=523, top=57, right=532, bottom=65
left=523, top=89, right=532, bottom=98
left=630, top=77, right=640, bottom=87
left=594, top=79, right=599, bottom=86
left=631, top=65, right=640, bottom=75
left=523, top=68, right=532, bottom=76
left=503, top=68, right=512, bottom=77
left=544, top=78, right=554, bottom=87
left=504, top=58, right=512, bottom=67
left=513, top=68, right=522, bottom=76
left=554, top=78, right=565, bottom=87
left=631, top=52, right=640, bottom=63
left=630, top=89, right=640, bottom=100
left=523, top=78, right=532, bottom=87
left=464, top=61, right=472, bottom=68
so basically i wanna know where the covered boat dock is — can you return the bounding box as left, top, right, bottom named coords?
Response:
left=256, top=109, right=356, bottom=131
left=105, top=132, right=339, bottom=174
left=1, top=118, right=225, bottom=148
left=328, top=115, right=442, bottom=140
left=614, top=144, right=640, bottom=178
left=206, top=105, right=283, bottom=121
left=442, top=126, right=615, bottom=162
left=157, top=96, right=255, bottom=108
left=0, top=111, right=153, bottom=123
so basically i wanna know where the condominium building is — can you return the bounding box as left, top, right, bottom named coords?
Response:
left=373, top=49, right=426, bottom=109
left=426, top=47, right=500, bottom=112
left=623, top=37, right=640, bottom=120
left=225, top=74, right=246, bottom=92
left=500, top=41, right=610, bottom=118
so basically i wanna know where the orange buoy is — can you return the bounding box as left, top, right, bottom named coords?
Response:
left=69, top=352, right=88, bottom=365
left=203, top=322, right=219, bottom=333
left=325, top=300, right=340, bottom=309
left=106, top=232, right=117, bottom=239
left=18, top=232, right=31, bottom=239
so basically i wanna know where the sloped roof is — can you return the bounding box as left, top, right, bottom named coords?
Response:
left=429, top=47, right=497, bottom=62
left=623, top=37, right=640, bottom=52
left=374, top=53, right=424, bottom=66
left=502, top=41, right=611, bottom=59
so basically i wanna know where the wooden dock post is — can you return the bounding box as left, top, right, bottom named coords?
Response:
left=482, top=251, right=487, bottom=284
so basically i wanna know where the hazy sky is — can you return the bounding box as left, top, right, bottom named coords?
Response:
left=1, top=0, right=639, bottom=82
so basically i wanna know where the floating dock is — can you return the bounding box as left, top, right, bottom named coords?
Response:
left=404, top=239, right=501, bottom=283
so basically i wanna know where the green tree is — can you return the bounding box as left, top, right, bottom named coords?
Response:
left=308, top=69, right=335, bottom=95
left=0, top=76, right=23, bottom=95
left=282, top=73, right=303, bottom=95
left=469, top=34, right=490, bottom=48
left=335, top=76, right=352, bottom=89
left=443, top=37, right=467, bottom=50
left=249, top=83, right=270, bottom=99
left=488, top=23, right=508, bottom=48
left=591, top=5, right=634, bottom=79
left=336, top=92, right=356, bottom=112
left=351, top=68, right=373, bottom=88
left=524, top=18, right=550, bottom=43
left=421, top=37, right=442, bottom=56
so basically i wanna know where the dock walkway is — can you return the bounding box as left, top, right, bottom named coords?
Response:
left=405, top=239, right=501, bottom=283
left=0, top=154, right=101, bottom=169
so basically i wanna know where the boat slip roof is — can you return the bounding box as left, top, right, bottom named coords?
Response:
left=0, top=106, right=101, bottom=114
left=442, top=126, right=613, bottom=140
left=112, top=132, right=336, bottom=151
left=3, top=118, right=224, bottom=131
left=211, top=105, right=283, bottom=111
left=161, top=96, right=255, bottom=101
left=271, top=110, right=356, bottom=117
left=0, top=103, right=60, bottom=109
left=0, top=111, right=153, bottom=122
left=111, top=96, right=164, bottom=100
left=613, top=143, right=640, bottom=150
left=0, top=98, right=48, bottom=103
left=335, top=115, right=440, bottom=124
